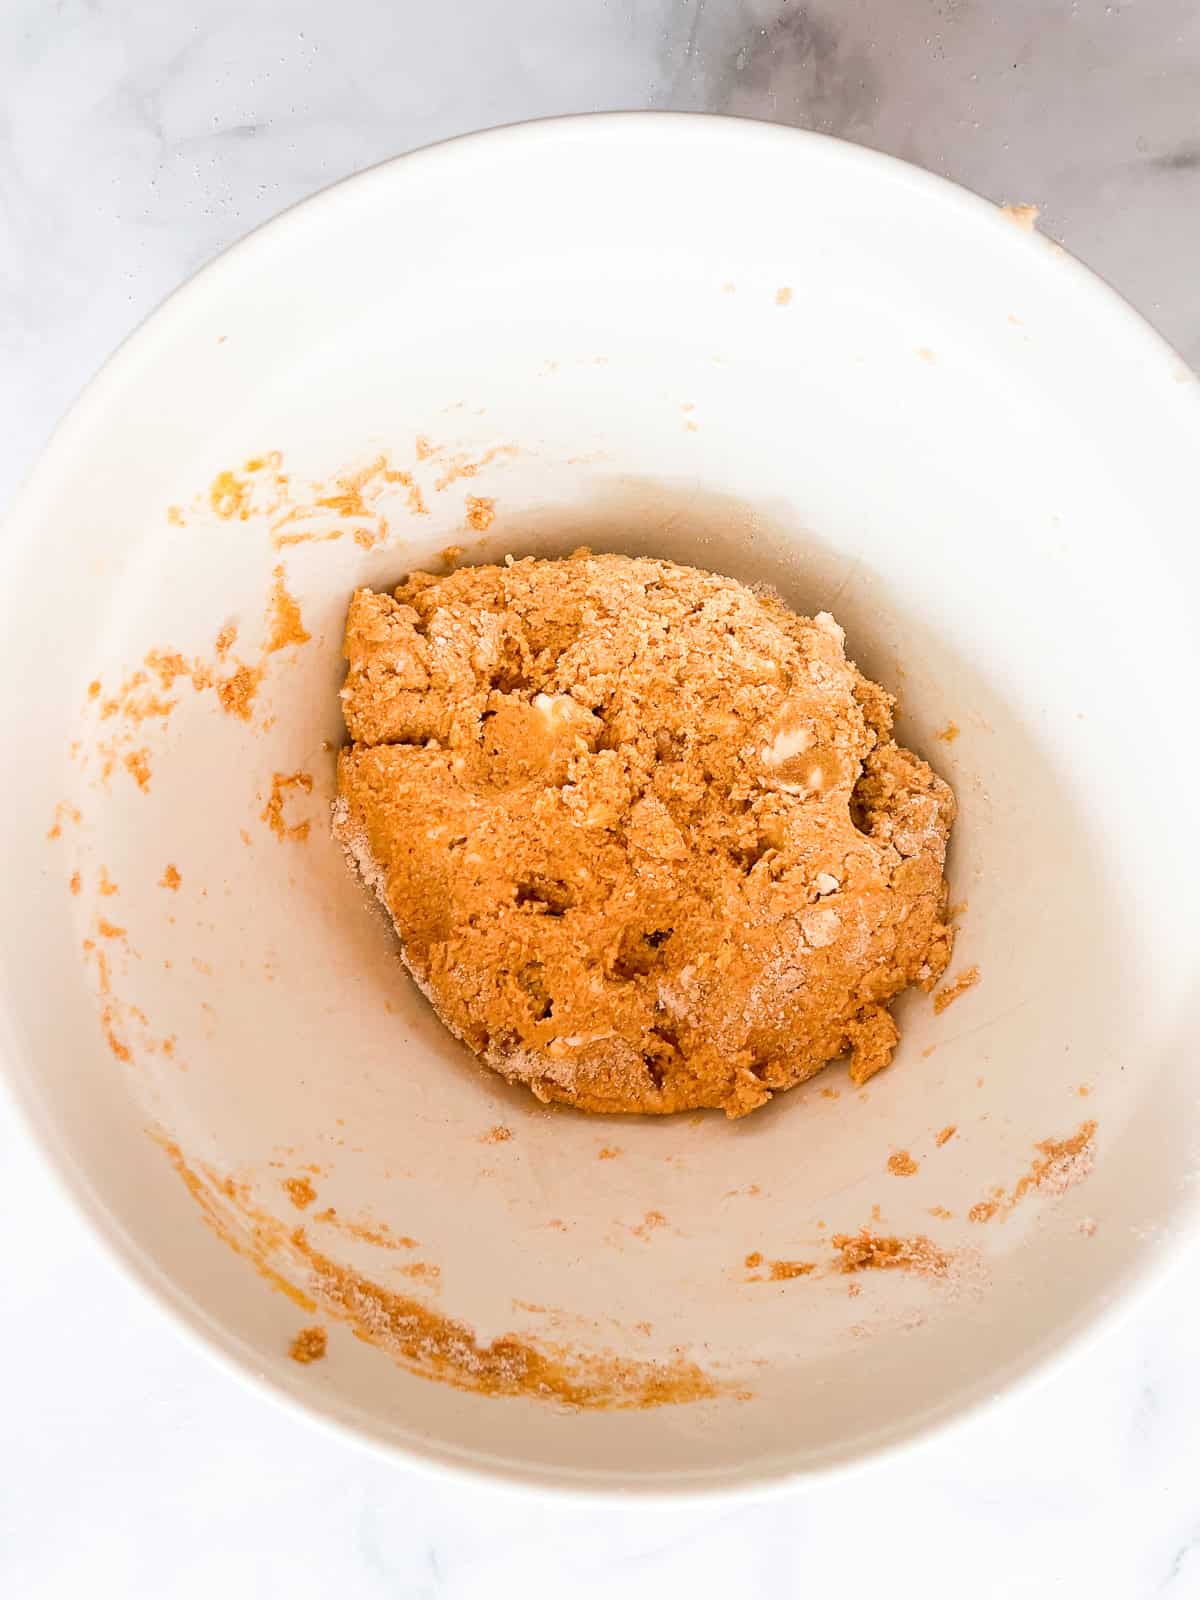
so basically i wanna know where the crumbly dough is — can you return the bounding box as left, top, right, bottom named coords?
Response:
left=334, top=550, right=956, bottom=1117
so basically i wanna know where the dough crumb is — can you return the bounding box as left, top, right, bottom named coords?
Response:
left=283, top=1176, right=317, bottom=1210
left=887, top=1150, right=919, bottom=1176
left=289, top=1326, right=327, bottom=1364
left=465, top=496, right=496, bottom=531
left=1000, top=202, right=1040, bottom=231
left=933, top=964, right=980, bottom=1014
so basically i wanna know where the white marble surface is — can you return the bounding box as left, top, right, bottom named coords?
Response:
left=3, top=2, right=1200, bottom=1594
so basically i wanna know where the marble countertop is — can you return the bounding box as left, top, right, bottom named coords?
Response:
left=3, top=2, right=1199, bottom=1595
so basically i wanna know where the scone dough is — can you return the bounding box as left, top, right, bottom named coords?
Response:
left=334, top=551, right=955, bottom=1117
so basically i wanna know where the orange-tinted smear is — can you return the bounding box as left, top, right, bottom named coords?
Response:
left=95, top=568, right=310, bottom=748
left=160, top=864, right=182, bottom=891
left=120, top=752, right=150, bottom=796
left=47, top=801, right=82, bottom=840
left=208, top=453, right=290, bottom=524
left=480, top=1125, right=512, bottom=1144
left=316, top=453, right=427, bottom=522
left=630, top=1210, right=667, bottom=1240
left=144, top=650, right=200, bottom=692
left=969, top=1120, right=1097, bottom=1223
left=211, top=563, right=310, bottom=709
left=933, top=964, right=981, bottom=1014
left=102, top=1009, right=132, bottom=1063
left=210, top=470, right=254, bottom=520
left=831, top=1230, right=953, bottom=1278
left=398, top=1261, right=440, bottom=1283
left=768, top=1260, right=816, bottom=1280
left=272, top=526, right=345, bottom=550
left=81, top=935, right=132, bottom=1064
left=269, top=452, right=427, bottom=548
left=432, top=445, right=517, bottom=493
left=155, top=1137, right=722, bottom=1408
left=80, top=927, right=175, bottom=1068
left=98, top=671, right=177, bottom=724
left=154, top=1136, right=316, bottom=1311
left=935, top=1125, right=957, bottom=1147
left=261, top=772, right=313, bottom=841
left=935, top=721, right=961, bottom=743
left=265, top=566, right=311, bottom=654
left=310, top=1208, right=418, bottom=1251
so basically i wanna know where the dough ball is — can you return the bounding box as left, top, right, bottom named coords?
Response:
left=334, top=550, right=956, bottom=1117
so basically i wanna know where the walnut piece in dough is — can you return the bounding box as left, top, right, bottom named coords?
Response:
left=334, top=550, right=956, bottom=1117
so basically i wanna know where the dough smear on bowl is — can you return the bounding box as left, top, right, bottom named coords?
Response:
left=334, top=550, right=956, bottom=1117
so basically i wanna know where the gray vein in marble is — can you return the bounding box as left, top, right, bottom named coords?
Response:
left=718, top=3, right=880, bottom=137
left=1148, top=141, right=1200, bottom=173
left=1161, top=1524, right=1200, bottom=1592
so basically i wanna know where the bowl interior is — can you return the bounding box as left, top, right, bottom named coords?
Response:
left=3, top=117, right=1199, bottom=1492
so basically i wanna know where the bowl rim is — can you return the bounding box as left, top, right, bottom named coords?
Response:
left=3, top=109, right=1199, bottom=1501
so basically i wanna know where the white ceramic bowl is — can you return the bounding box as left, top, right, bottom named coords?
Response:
left=3, top=114, right=1199, bottom=1496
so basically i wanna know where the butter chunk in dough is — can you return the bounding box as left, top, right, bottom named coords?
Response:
left=334, top=550, right=956, bottom=1117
